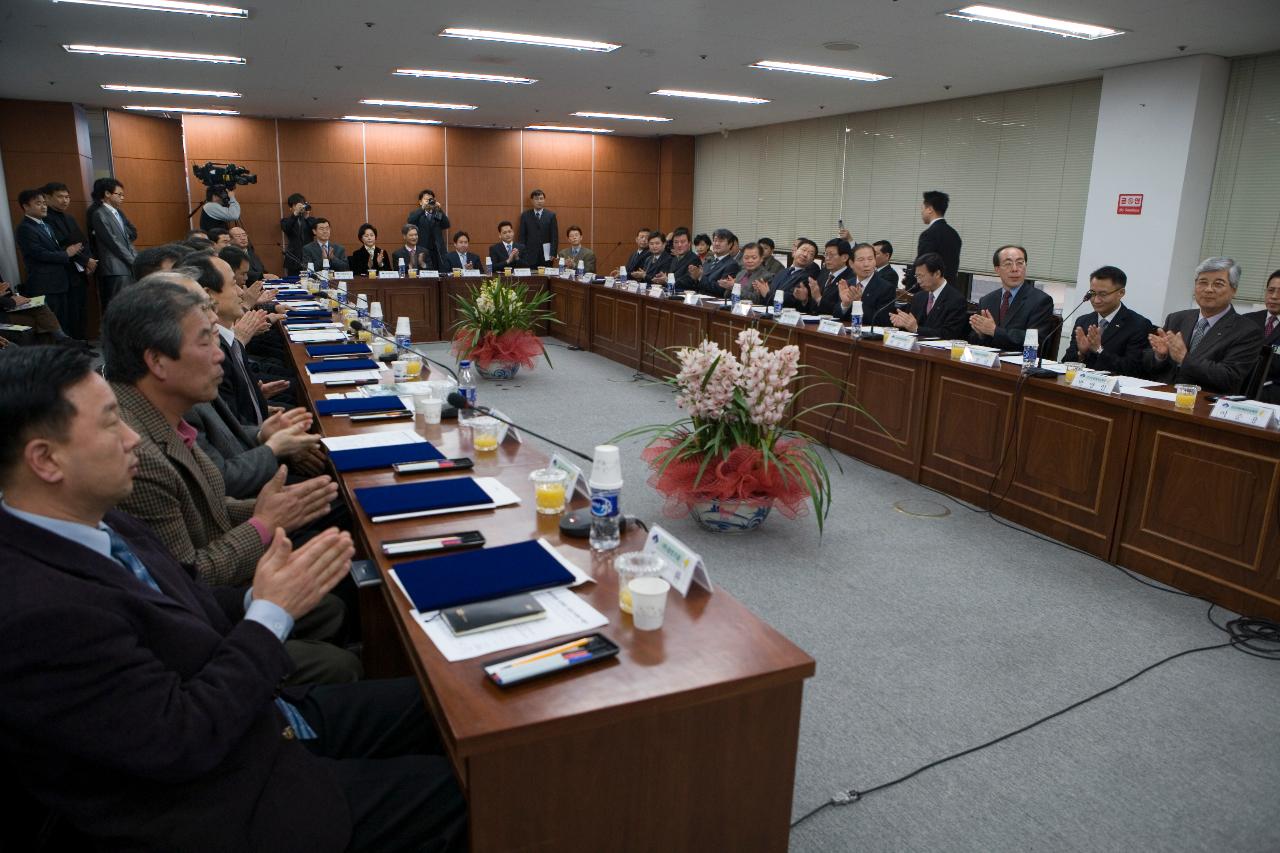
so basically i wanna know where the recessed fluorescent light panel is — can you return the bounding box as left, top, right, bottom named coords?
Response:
left=64, top=44, right=246, bottom=63
left=342, top=115, right=442, bottom=125
left=750, top=60, right=890, bottom=82
left=51, top=0, right=246, bottom=16
left=359, top=99, right=476, bottom=111
left=943, top=5, right=1124, bottom=39
left=123, top=105, right=238, bottom=114
left=393, top=69, right=536, bottom=84
left=651, top=89, right=769, bottom=105
left=103, top=84, right=241, bottom=97
left=438, top=28, right=620, bottom=52
left=572, top=111, right=671, bottom=122
left=526, top=125, right=613, bottom=134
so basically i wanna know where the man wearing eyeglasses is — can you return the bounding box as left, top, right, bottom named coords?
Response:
left=1061, top=265, right=1153, bottom=377
left=968, top=245, right=1056, bottom=349
left=1143, top=257, right=1263, bottom=394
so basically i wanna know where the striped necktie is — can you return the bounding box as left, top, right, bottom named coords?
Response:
left=1189, top=317, right=1210, bottom=352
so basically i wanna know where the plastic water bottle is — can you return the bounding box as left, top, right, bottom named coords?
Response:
left=1022, top=328, right=1039, bottom=375
left=321, top=257, right=331, bottom=280
left=394, top=317, right=411, bottom=353
left=772, top=288, right=785, bottom=318
left=577, top=258, right=586, bottom=281
left=335, top=282, right=347, bottom=305
left=397, top=257, right=406, bottom=278
left=731, top=280, right=742, bottom=310
left=850, top=300, right=863, bottom=337
left=306, top=261, right=315, bottom=280
left=457, top=360, right=478, bottom=424
left=588, top=445, right=623, bottom=552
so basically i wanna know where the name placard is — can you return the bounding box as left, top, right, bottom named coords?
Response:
left=960, top=346, right=999, bottom=367
left=817, top=318, right=844, bottom=335
left=629, top=281, right=644, bottom=294
left=1070, top=371, right=1120, bottom=395
left=885, top=330, right=918, bottom=351
left=561, top=267, right=574, bottom=279
left=378, top=271, right=399, bottom=279
left=649, top=285, right=665, bottom=299
left=548, top=452, right=590, bottom=499
left=462, top=269, right=483, bottom=278
left=334, top=271, right=354, bottom=280
left=731, top=301, right=753, bottom=317
left=777, top=308, right=802, bottom=327
left=643, top=524, right=712, bottom=597
left=683, top=291, right=699, bottom=305
left=513, top=268, right=533, bottom=277
left=1210, top=399, right=1276, bottom=429
left=485, top=407, right=522, bottom=444
left=601, top=276, right=615, bottom=288
left=420, top=270, right=440, bottom=278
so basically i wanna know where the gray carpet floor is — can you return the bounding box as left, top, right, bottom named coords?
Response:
left=420, top=339, right=1280, bottom=853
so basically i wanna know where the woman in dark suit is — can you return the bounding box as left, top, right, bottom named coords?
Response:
left=350, top=223, right=392, bottom=276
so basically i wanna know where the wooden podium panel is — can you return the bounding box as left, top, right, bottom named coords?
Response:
left=590, top=288, right=644, bottom=369
left=848, top=348, right=928, bottom=480
left=547, top=278, right=589, bottom=348
left=920, top=363, right=1018, bottom=506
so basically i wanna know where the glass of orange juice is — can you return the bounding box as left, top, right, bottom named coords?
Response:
left=403, top=354, right=423, bottom=378
left=613, top=552, right=665, bottom=614
left=471, top=416, right=500, bottom=452
left=1063, top=362, right=1083, bottom=382
left=529, top=467, right=569, bottom=515
left=1175, top=384, right=1199, bottom=410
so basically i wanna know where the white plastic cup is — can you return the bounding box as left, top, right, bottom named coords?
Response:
left=1024, top=328, right=1039, bottom=349
left=370, top=301, right=384, bottom=321
left=629, top=577, right=671, bottom=630
left=392, top=360, right=408, bottom=381
left=415, top=396, right=443, bottom=424
left=394, top=316, right=411, bottom=337
left=588, top=444, right=623, bottom=490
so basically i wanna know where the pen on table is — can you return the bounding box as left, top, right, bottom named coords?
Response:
left=496, top=637, right=591, bottom=670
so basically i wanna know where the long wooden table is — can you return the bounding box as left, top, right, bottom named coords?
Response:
left=313, top=274, right=1280, bottom=620
left=284, top=327, right=815, bottom=852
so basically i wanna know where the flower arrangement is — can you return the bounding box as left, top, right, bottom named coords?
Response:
left=616, top=328, right=849, bottom=533
left=451, top=278, right=555, bottom=372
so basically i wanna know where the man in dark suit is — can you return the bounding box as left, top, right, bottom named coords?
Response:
left=393, top=224, right=434, bottom=273
left=634, top=232, right=671, bottom=284
left=969, top=245, right=1056, bottom=349
left=488, top=220, right=526, bottom=271
left=406, top=188, right=451, bottom=270
left=1244, top=270, right=1280, bottom=403
left=442, top=230, right=482, bottom=272
left=889, top=252, right=968, bottom=340
left=517, top=189, right=558, bottom=267
left=624, top=227, right=652, bottom=276
left=0, top=344, right=467, bottom=853
left=1061, top=265, right=1154, bottom=377
left=656, top=228, right=704, bottom=292
left=41, top=181, right=97, bottom=340
left=186, top=395, right=321, bottom=500
left=902, top=190, right=961, bottom=290
left=301, top=218, right=349, bottom=272
left=1143, top=257, right=1264, bottom=394
left=697, top=228, right=742, bottom=296
left=763, top=239, right=818, bottom=308
left=847, top=242, right=897, bottom=325
left=15, top=188, right=79, bottom=328
left=280, top=193, right=317, bottom=275
left=87, top=177, right=138, bottom=311
left=793, top=238, right=854, bottom=315
left=874, top=240, right=899, bottom=289
left=229, top=225, right=274, bottom=283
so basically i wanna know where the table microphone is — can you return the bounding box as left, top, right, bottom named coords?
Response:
left=349, top=320, right=459, bottom=381
left=1023, top=292, right=1092, bottom=378
left=445, top=393, right=592, bottom=463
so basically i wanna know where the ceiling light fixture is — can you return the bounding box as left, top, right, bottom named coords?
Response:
left=438, top=27, right=620, bottom=52
left=64, top=44, right=246, bottom=63
left=572, top=111, right=671, bottom=122
left=342, top=115, right=442, bottom=125
left=51, top=0, right=246, bottom=16
left=359, top=99, right=476, bottom=111
left=123, top=105, right=238, bottom=114
left=103, top=84, right=241, bottom=97
left=943, top=5, right=1124, bottom=39
left=394, top=68, right=536, bottom=84
left=750, top=60, right=889, bottom=82
left=650, top=89, right=769, bottom=104
left=526, top=125, right=613, bottom=134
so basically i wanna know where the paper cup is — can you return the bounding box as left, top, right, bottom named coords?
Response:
left=392, top=360, right=409, bottom=381
left=629, top=577, right=670, bottom=630
left=415, top=396, right=443, bottom=424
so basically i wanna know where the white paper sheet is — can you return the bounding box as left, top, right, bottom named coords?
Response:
left=917, top=339, right=955, bottom=349
left=999, top=356, right=1067, bottom=374
left=1122, top=387, right=1178, bottom=402
left=307, top=369, right=383, bottom=383
left=414, top=587, right=608, bottom=662
left=288, top=330, right=347, bottom=342
left=1115, top=376, right=1165, bottom=391
left=321, top=430, right=426, bottom=451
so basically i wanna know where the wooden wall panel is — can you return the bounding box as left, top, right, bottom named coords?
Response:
left=522, top=131, right=592, bottom=170
left=595, top=136, right=661, bottom=173
left=446, top=127, right=520, bottom=167
left=366, top=164, right=446, bottom=208
left=364, top=124, right=446, bottom=167
left=108, top=110, right=189, bottom=248
left=277, top=119, right=363, bottom=163
left=0, top=99, right=93, bottom=238
left=183, top=115, right=277, bottom=160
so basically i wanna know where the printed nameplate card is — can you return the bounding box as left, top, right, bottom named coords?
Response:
left=1070, top=371, right=1120, bottom=395
left=731, top=301, right=753, bottom=317
left=334, top=271, right=354, bottom=280
left=885, top=331, right=918, bottom=351
left=514, top=268, right=533, bottom=277
left=378, top=271, right=399, bottom=279
left=643, top=524, right=712, bottom=597
left=548, top=452, right=589, bottom=499
left=1210, top=399, right=1275, bottom=429
left=960, top=346, right=999, bottom=368
left=462, top=269, right=483, bottom=278
left=777, top=308, right=802, bottom=327
left=817, top=318, right=844, bottom=335
left=683, top=291, right=699, bottom=305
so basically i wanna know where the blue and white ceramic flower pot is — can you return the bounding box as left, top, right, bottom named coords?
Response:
left=476, top=360, right=520, bottom=380
left=688, top=499, right=773, bottom=533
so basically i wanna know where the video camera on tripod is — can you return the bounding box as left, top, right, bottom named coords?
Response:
left=192, top=162, right=257, bottom=205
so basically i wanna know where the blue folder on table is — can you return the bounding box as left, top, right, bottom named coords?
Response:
left=306, top=343, right=372, bottom=358
left=391, top=539, right=575, bottom=612
left=354, top=477, right=492, bottom=522
left=315, top=396, right=407, bottom=416
left=307, top=358, right=378, bottom=374
left=328, top=441, right=445, bottom=472
left=287, top=309, right=333, bottom=318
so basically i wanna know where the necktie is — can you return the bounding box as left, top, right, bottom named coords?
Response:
left=535, top=210, right=541, bottom=220
left=1267, top=315, right=1276, bottom=339
left=1189, top=317, right=1210, bottom=352
left=999, top=290, right=1011, bottom=324
left=230, top=339, right=265, bottom=424
left=38, top=219, right=53, bottom=241
left=322, top=244, right=330, bottom=259
left=106, top=525, right=162, bottom=592
left=926, top=292, right=935, bottom=315
left=1098, top=317, right=1109, bottom=332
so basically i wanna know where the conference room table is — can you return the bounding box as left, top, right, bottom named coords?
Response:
left=312, top=273, right=1280, bottom=622
left=283, top=319, right=815, bottom=852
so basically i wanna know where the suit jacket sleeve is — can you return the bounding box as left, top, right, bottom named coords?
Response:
left=549, top=213, right=559, bottom=256
left=90, top=208, right=132, bottom=265
left=17, top=223, right=74, bottom=266
left=1177, top=318, right=1264, bottom=394
left=191, top=412, right=276, bottom=501
left=1087, top=314, right=1154, bottom=378
left=918, top=290, right=969, bottom=340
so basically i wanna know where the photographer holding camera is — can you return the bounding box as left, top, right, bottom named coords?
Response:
left=199, top=185, right=242, bottom=233
left=406, top=188, right=450, bottom=271
left=280, top=193, right=317, bottom=276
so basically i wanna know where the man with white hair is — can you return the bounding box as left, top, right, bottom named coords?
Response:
left=1143, top=257, right=1263, bottom=394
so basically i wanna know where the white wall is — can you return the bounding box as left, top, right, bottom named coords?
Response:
left=1073, top=55, right=1230, bottom=326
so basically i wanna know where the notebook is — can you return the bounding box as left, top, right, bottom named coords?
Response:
left=315, top=396, right=407, bottom=416
left=391, top=539, right=577, bottom=612
left=305, top=343, right=372, bottom=358
left=286, top=309, right=333, bottom=319
left=328, top=441, right=445, bottom=472
left=442, top=593, right=547, bottom=636
left=354, top=477, right=494, bottom=522
left=307, top=358, right=379, bottom=375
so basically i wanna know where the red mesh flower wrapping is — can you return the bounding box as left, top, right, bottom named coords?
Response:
left=642, top=437, right=815, bottom=519
left=452, top=329, right=545, bottom=370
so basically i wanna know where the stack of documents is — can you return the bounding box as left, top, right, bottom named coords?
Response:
left=315, top=396, right=408, bottom=416
left=354, top=476, right=519, bottom=522
left=306, top=342, right=372, bottom=358
left=321, top=430, right=445, bottom=472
